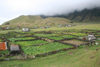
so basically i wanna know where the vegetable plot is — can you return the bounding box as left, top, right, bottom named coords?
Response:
left=62, top=35, right=76, bottom=39
left=46, top=35, right=76, bottom=40
left=47, top=37, right=64, bottom=40
left=34, top=34, right=59, bottom=37
left=9, top=37, right=35, bottom=42
left=71, top=33, right=87, bottom=36
left=22, top=42, right=73, bottom=55
left=14, top=40, right=48, bottom=46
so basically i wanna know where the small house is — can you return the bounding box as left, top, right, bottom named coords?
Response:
left=1, top=27, right=11, bottom=30
left=10, top=44, right=21, bottom=54
left=65, top=25, right=72, bottom=27
left=87, top=34, right=96, bottom=41
left=22, top=28, right=30, bottom=32
left=6, top=27, right=10, bottom=30
left=0, top=42, right=8, bottom=51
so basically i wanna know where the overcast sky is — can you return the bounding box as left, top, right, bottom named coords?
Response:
left=0, top=0, right=100, bottom=24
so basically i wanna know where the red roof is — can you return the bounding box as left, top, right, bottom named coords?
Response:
left=0, top=42, right=7, bottom=51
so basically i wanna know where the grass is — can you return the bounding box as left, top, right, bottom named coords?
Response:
left=31, top=24, right=100, bottom=32
left=0, top=23, right=100, bottom=34
left=0, top=45, right=100, bottom=67
left=3, top=16, right=70, bottom=28
left=22, top=42, right=73, bottom=55
left=13, top=40, right=48, bottom=46
left=0, top=50, right=9, bottom=55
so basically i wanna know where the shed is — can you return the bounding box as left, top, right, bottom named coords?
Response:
left=10, top=44, right=21, bottom=54
left=67, top=25, right=72, bottom=27
left=0, top=42, right=8, bottom=51
left=22, top=28, right=30, bottom=32
left=87, top=34, right=96, bottom=41
left=10, top=45, right=20, bottom=51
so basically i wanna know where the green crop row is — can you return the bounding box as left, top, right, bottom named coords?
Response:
left=46, top=35, right=76, bottom=40
left=9, top=37, right=35, bottom=42
left=62, top=35, right=76, bottom=38
left=47, top=37, right=64, bottom=40
left=22, top=42, right=73, bottom=55
left=71, top=33, right=87, bottom=36
left=13, top=40, right=48, bottom=46
left=34, top=34, right=59, bottom=37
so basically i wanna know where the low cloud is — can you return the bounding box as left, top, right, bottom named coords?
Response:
left=0, top=0, right=100, bottom=24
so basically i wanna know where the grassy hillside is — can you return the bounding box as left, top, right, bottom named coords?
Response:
left=2, top=15, right=71, bottom=28
left=0, top=23, right=100, bottom=34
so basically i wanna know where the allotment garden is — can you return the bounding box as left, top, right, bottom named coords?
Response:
left=0, top=29, right=100, bottom=61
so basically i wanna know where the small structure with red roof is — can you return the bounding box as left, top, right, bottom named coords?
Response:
left=0, top=42, right=8, bottom=51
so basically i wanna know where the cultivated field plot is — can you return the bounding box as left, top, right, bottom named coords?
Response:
left=13, top=40, right=48, bottom=46
left=46, top=36, right=64, bottom=40
left=22, top=42, right=73, bottom=55
left=46, top=35, right=77, bottom=40
left=34, top=33, right=77, bottom=40
left=1, top=29, right=99, bottom=59
left=96, top=35, right=100, bottom=37
left=34, top=33, right=60, bottom=37
left=9, top=37, right=35, bottom=42
left=62, top=39, right=88, bottom=46
left=61, top=35, right=77, bottom=38
left=70, top=33, right=87, bottom=37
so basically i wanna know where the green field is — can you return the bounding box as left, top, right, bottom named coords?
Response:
left=0, top=23, right=100, bottom=67
left=13, top=40, right=48, bottom=46
left=22, top=42, right=72, bottom=55
left=34, top=33, right=59, bottom=37
left=9, top=37, right=35, bottom=42
left=34, top=34, right=77, bottom=40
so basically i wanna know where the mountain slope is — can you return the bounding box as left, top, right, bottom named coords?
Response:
left=67, top=8, right=100, bottom=22
left=2, top=15, right=71, bottom=28
left=46, top=8, right=100, bottom=22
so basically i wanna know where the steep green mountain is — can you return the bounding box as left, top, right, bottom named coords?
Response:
left=2, top=15, right=71, bottom=28
left=67, top=8, right=100, bottom=22
left=45, top=8, right=100, bottom=22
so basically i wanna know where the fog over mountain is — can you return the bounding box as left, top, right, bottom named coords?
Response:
left=0, top=0, right=100, bottom=24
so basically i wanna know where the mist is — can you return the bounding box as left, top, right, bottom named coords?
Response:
left=0, top=0, right=100, bottom=24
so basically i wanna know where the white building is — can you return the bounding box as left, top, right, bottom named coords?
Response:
left=22, top=28, right=30, bottom=32
left=87, top=34, right=96, bottom=41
